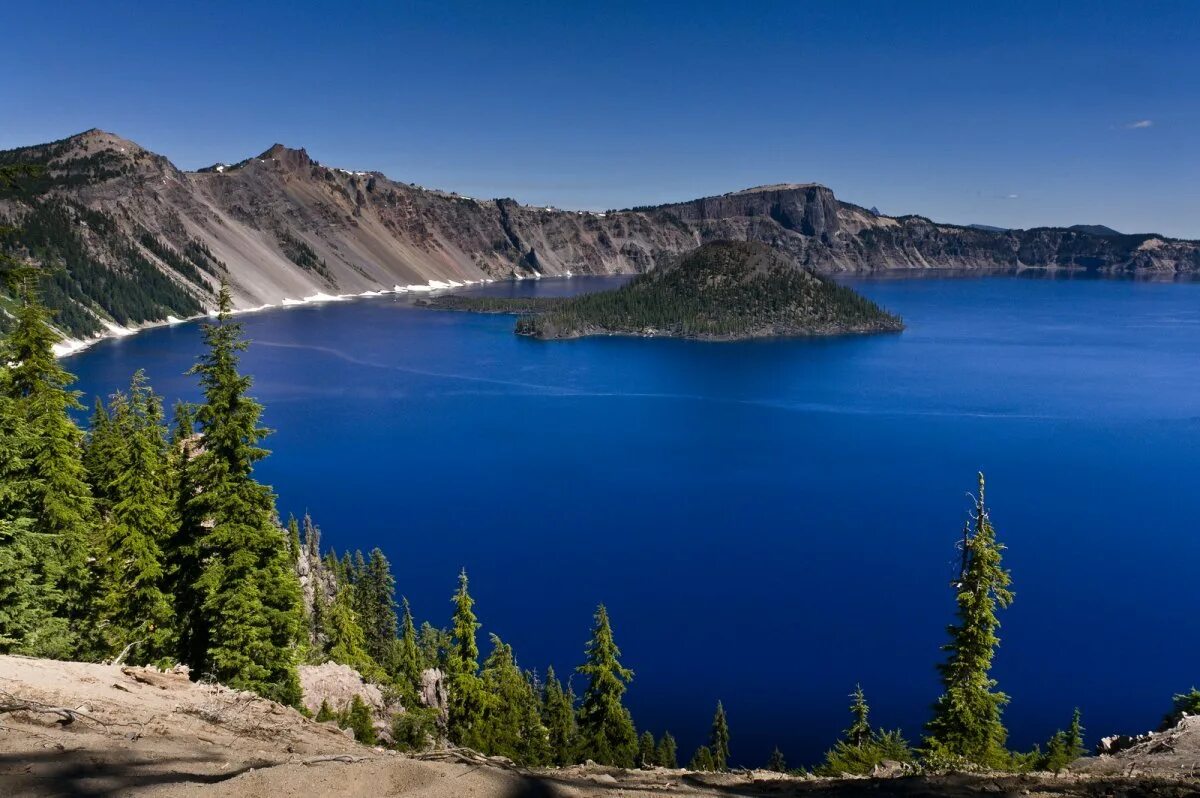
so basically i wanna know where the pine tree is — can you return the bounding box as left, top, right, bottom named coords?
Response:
left=178, top=282, right=303, bottom=704
left=478, top=634, right=549, bottom=765
left=656, top=732, right=678, bottom=769
left=417, top=621, right=452, bottom=671
left=542, top=666, right=578, bottom=766
left=638, top=730, right=657, bottom=767
left=576, top=604, right=638, bottom=767
left=847, top=684, right=871, bottom=747
left=395, top=597, right=423, bottom=704
left=315, top=698, right=336, bottom=722
left=344, top=694, right=377, bottom=744
left=689, top=745, right=715, bottom=772
left=767, top=746, right=787, bottom=772
left=2, top=282, right=96, bottom=653
left=0, top=518, right=35, bottom=651
left=286, top=515, right=301, bottom=563
left=710, top=700, right=731, bottom=771
left=325, top=582, right=379, bottom=678
left=447, top=569, right=486, bottom=748
left=92, top=371, right=174, bottom=663
left=356, top=549, right=398, bottom=670
left=1039, top=708, right=1085, bottom=772
left=924, top=473, right=1014, bottom=768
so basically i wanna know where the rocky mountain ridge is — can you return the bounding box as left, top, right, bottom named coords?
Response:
left=2, top=128, right=1198, bottom=340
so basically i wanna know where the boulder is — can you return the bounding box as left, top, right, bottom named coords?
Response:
left=298, top=662, right=385, bottom=718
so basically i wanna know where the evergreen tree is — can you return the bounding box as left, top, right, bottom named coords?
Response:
left=767, top=746, right=787, bottom=773
left=417, top=621, right=452, bottom=671
left=286, top=515, right=301, bottom=563
left=447, top=569, right=486, bottom=748
left=576, top=604, right=638, bottom=767
left=542, top=666, right=578, bottom=766
left=325, top=582, right=379, bottom=678
left=847, top=684, right=871, bottom=747
left=924, top=473, right=1014, bottom=768
left=177, top=282, right=303, bottom=704
left=1039, top=708, right=1085, bottom=772
left=2, top=282, right=96, bottom=652
left=315, top=698, right=336, bottom=722
left=0, top=518, right=36, bottom=651
left=92, top=371, right=174, bottom=663
left=689, top=745, right=715, bottom=772
left=710, top=700, right=731, bottom=771
left=656, top=732, right=678, bottom=769
left=395, top=597, right=423, bottom=704
left=343, top=694, right=377, bottom=745
left=356, top=548, right=398, bottom=670
left=478, top=634, right=549, bottom=765
left=638, top=730, right=657, bottom=767
left=819, top=684, right=915, bottom=776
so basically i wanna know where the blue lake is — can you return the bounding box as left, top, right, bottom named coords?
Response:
left=65, top=274, right=1200, bottom=767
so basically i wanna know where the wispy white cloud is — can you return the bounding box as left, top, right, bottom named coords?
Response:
left=1000, top=193, right=1019, bottom=200
left=1125, top=119, right=1154, bottom=129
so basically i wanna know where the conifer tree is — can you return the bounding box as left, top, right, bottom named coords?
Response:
left=576, top=604, right=638, bottom=767
left=178, top=282, right=303, bottom=704
left=542, top=666, right=578, bottom=766
left=325, top=582, right=379, bottom=678
left=447, top=569, right=486, bottom=748
left=656, top=731, right=678, bottom=769
left=356, top=548, right=398, bottom=669
left=710, top=700, right=731, bottom=771
left=417, top=621, right=452, bottom=671
left=689, top=745, right=715, bottom=772
left=638, top=730, right=657, bottom=767
left=767, top=746, right=787, bottom=772
left=344, top=694, right=377, bottom=744
left=478, top=634, right=549, bottom=765
left=925, top=472, right=1014, bottom=768
left=0, top=518, right=36, bottom=651
left=1039, top=708, right=1085, bottom=772
left=93, top=371, right=174, bottom=663
left=286, top=516, right=301, bottom=563
left=395, top=597, right=423, bottom=703
left=847, top=684, right=871, bottom=747
left=2, top=282, right=96, bottom=651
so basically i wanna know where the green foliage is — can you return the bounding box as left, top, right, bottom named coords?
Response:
left=924, top=473, right=1014, bottom=769
left=1163, top=689, right=1200, bottom=730
left=394, top=597, right=423, bottom=704
left=689, top=745, right=715, bottom=772
left=315, top=699, right=336, bottom=722
left=177, top=282, right=302, bottom=705
left=325, top=582, right=380, bottom=679
left=477, top=634, right=550, bottom=766
left=638, top=731, right=657, bottom=768
left=354, top=549, right=398, bottom=670
left=89, top=371, right=175, bottom=663
left=1036, top=709, right=1085, bottom=772
left=1, top=282, right=96, bottom=654
left=818, top=684, right=915, bottom=776
left=709, top=701, right=731, bottom=771
left=447, top=570, right=486, bottom=748
left=576, top=604, right=638, bottom=768
left=342, top=694, right=377, bottom=745
left=542, top=666, right=578, bottom=766
left=655, top=732, right=678, bottom=769
left=392, top=706, right=439, bottom=752
left=767, top=746, right=787, bottom=773
left=279, top=230, right=332, bottom=281
left=417, top=621, right=452, bottom=671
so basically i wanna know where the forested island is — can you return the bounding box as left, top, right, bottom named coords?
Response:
left=424, top=241, right=903, bottom=341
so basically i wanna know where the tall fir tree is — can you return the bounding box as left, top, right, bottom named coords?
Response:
left=324, top=581, right=379, bottom=678
left=638, top=731, right=657, bottom=768
left=91, top=371, right=175, bottom=663
left=710, top=700, right=731, bottom=771
left=656, top=731, right=678, bottom=769
left=847, top=684, right=871, bottom=747
left=478, top=634, right=550, bottom=766
left=2, top=281, right=96, bottom=653
left=395, top=597, right=423, bottom=703
left=542, top=665, right=578, bottom=766
left=177, top=282, right=303, bottom=704
left=356, top=548, right=398, bottom=670
left=447, top=569, right=486, bottom=748
left=767, top=746, right=787, bottom=773
left=925, top=473, right=1014, bottom=768
left=576, top=604, right=638, bottom=767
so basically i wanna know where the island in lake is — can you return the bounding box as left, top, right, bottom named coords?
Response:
left=423, top=241, right=903, bottom=341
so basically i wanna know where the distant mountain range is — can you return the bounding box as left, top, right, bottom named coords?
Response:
left=1, top=129, right=1197, bottom=338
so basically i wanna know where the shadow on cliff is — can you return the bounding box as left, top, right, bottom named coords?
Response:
left=0, top=749, right=263, bottom=798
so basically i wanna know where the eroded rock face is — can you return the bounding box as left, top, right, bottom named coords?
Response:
left=420, top=668, right=449, bottom=727
left=298, top=662, right=385, bottom=718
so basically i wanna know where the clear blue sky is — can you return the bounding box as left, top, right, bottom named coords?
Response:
left=3, top=1, right=1196, bottom=237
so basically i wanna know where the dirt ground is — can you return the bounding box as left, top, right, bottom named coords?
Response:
left=2, top=655, right=1197, bottom=797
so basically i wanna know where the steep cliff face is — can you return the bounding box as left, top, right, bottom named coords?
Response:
left=2, top=129, right=1197, bottom=338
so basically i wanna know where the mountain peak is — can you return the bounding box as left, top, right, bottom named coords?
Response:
left=257, top=143, right=312, bottom=170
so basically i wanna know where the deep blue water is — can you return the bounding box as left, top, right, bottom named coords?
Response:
left=65, top=274, right=1200, bottom=767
